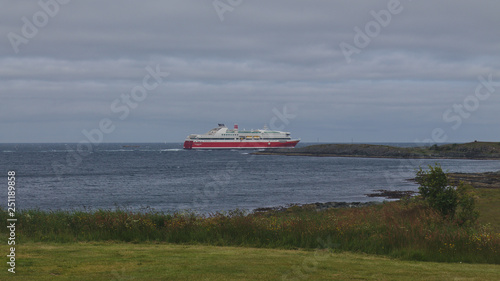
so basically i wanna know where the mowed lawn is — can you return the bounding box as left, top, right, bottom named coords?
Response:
left=1, top=242, right=499, bottom=281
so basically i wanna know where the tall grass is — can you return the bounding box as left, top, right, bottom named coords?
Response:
left=2, top=201, right=498, bottom=264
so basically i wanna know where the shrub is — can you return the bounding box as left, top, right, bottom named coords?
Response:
left=416, top=164, right=480, bottom=226
left=455, top=182, right=479, bottom=226
left=416, top=164, right=458, bottom=218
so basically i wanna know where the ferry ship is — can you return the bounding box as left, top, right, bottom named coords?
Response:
left=183, top=124, right=300, bottom=149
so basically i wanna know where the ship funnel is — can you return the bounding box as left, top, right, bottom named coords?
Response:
left=234, top=124, right=238, bottom=132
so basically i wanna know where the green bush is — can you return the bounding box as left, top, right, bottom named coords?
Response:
left=416, top=164, right=479, bottom=225
left=416, top=164, right=458, bottom=218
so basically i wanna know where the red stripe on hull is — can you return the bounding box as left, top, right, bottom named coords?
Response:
left=183, top=140, right=299, bottom=149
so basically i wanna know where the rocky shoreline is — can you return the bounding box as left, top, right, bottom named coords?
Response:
left=366, top=189, right=416, bottom=199
left=253, top=201, right=382, bottom=213
left=253, top=188, right=415, bottom=213
left=447, top=170, right=500, bottom=189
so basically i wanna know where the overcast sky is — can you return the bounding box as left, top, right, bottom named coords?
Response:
left=2, top=0, right=499, bottom=143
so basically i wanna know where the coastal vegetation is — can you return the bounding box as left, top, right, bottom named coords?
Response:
left=254, top=141, right=500, bottom=159
left=2, top=176, right=498, bottom=265
left=416, top=164, right=479, bottom=225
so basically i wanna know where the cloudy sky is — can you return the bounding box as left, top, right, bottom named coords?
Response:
left=2, top=0, right=499, bottom=143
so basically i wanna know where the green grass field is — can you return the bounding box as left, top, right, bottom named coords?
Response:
left=1, top=242, right=499, bottom=280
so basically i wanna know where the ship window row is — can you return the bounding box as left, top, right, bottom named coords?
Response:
left=193, top=138, right=238, bottom=140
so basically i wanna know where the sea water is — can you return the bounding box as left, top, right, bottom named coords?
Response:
left=1, top=143, right=499, bottom=213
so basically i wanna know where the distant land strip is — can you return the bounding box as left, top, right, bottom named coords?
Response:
left=253, top=141, right=500, bottom=160
left=447, top=170, right=500, bottom=189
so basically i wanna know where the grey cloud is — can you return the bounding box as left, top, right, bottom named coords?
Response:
left=1, top=0, right=499, bottom=143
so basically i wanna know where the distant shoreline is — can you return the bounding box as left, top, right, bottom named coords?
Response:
left=253, top=141, right=500, bottom=160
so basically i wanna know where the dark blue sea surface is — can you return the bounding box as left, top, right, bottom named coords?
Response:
left=1, top=143, right=499, bottom=213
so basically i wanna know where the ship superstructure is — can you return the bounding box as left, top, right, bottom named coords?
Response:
left=183, top=124, right=300, bottom=149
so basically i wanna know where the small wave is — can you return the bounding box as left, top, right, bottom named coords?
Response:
left=99, top=149, right=136, bottom=152
left=160, top=149, right=183, bottom=152
left=8, top=150, right=68, bottom=153
left=5, top=150, right=73, bottom=153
